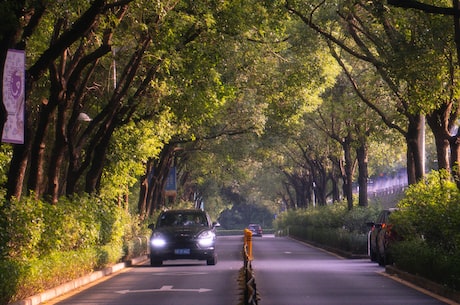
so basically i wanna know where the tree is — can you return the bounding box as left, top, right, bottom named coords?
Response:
left=388, top=0, right=460, bottom=187
left=284, top=0, right=453, bottom=186
left=3, top=0, right=139, bottom=201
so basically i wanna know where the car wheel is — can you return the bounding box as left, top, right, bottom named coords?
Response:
left=206, top=254, right=217, bottom=265
left=382, top=240, right=394, bottom=266
left=150, top=256, right=163, bottom=267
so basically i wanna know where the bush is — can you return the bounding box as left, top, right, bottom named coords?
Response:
left=0, top=194, right=143, bottom=304
left=7, top=249, right=98, bottom=302
left=391, top=239, right=460, bottom=290
left=275, top=203, right=380, bottom=254
left=390, top=170, right=460, bottom=291
left=0, top=196, right=46, bottom=260
left=289, top=225, right=368, bottom=254
left=0, top=259, right=22, bottom=305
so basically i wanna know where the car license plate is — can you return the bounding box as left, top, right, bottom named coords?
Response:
left=174, top=248, right=190, bottom=255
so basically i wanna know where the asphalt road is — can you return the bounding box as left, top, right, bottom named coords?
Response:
left=252, top=235, right=454, bottom=305
left=44, top=236, right=243, bottom=305
left=43, top=235, right=456, bottom=305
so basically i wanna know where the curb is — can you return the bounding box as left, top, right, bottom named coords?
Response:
left=9, top=255, right=149, bottom=305
left=386, top=266, right=460, bottom=304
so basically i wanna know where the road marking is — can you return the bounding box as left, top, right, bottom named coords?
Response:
left=153, top=272, right=207, bottom=276
left=116, top=285, right=212, bottom=294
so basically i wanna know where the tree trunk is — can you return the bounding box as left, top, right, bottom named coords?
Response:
left=426, top=107, right=451, bottom=171
left=85, top=125, right=115, bottom=194
left=27, top=100, right=55, bottom=198
left=341, top=133, right=354, bottom=210
left=144, top=144, right=175, bottom=215
left=46, top=101, right=69, bottom=203
left=356, top=142, right=368, bottom=207
left=329, top=157, right=342, bottom=203
left=405, top=114, right=425, bottom=185
left=309, top=160, right=327, bottom=206
left=138, top=159, right=153, bottom=219
left=6, top=144, right=30, bottom=200
left=451, top=131, right=460, bottom=188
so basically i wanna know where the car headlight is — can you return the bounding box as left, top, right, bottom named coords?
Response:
left=151, top=233, right=167, bottom=248
left=198, top=230, right=215, bottom=247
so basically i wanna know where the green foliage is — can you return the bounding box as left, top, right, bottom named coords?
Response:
left=0, top=146, right=12, bottom=186
left=391, top=239, right=460, bottom=290
left=6, top=249, right=98, bottom=303
left=389, top=170, right=460, bottom=290
left=0, top=259, right=22, bottom=305
left=289, top=226, right=368, bottom=254
left=393, top=170, right=460, bottom=252
left=101, top=116, right=174, bottom=201
left=275, top=204, right=380, bottom=233
left=0, top=196, right=46, bottom=260
left=218, top=201, right=274, bottom=230
left=0, top=195, right=145, bottom=304
left=274, top=204, right=380, bottom=254
left=0, top=194, right=133, bottom=260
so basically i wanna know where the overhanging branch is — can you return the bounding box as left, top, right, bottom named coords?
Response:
left=387, top=0, right=460, bottom=16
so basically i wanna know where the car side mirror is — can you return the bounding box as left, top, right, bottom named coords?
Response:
left=148, top=223, right=155, bottom=230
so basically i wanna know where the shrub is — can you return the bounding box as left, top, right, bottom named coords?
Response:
left=0, top=194, right=143, bottom=304
left=391, top=239, right=460, bottom=290
left=390, top=170, right=460, bottom=291
left=9, top=249, right=98, bottom=302
left=275, top=203, right=380, bottom=254
left=0, top=259, right=22, bottom=305
left=393, top=170, right=460, bottom=253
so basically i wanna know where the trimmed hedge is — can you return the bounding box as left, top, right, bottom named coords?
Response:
left=0, top=195, right=148, bottom=305
left=275, top=204, right=380, bottom=255
left=288, top=225, right=368, bottom=254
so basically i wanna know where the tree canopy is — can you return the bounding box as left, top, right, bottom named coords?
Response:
left=0, top=0, right=456, bottom=224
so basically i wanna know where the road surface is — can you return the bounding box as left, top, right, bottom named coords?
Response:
left=43, top=235, right=456, bottom=305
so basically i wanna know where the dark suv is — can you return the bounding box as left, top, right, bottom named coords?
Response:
left=367, top=208, right=398, bottom=266
left=148, top=209, right=219, bottom=266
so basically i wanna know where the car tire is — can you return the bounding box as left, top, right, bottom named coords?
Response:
left=206, top=254, right=217, bottom=265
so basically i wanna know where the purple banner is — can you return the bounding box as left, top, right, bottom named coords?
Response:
left=2, top=49, right=25, bottom=144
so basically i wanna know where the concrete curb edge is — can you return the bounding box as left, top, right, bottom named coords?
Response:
left=386, top=265, right=460, bottom=304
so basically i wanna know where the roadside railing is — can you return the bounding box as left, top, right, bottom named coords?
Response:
left=242, top=229, right=258, bottom=305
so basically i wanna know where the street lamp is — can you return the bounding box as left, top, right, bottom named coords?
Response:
left=77, top=112, right=92, bottom=122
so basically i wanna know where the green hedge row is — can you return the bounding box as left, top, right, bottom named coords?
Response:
left=0, top=195, right=148, bottom=305
left=274, top=204, right=380, bottom=255
left=274, top=171, right=460, bottom=292
left=287, top=226, right=368, bottom=254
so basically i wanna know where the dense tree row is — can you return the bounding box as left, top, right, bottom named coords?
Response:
left=0, top=0, right=458, bottom=219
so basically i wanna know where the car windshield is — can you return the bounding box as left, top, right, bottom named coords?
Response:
left=158, top=212, right=208, bottom=227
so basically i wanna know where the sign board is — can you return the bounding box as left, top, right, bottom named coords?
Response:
left=165, top=166, right=176, bottom=191
left=165, top=166, right=176, bottom=196
left=2, top=49, right=25, bottom=144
